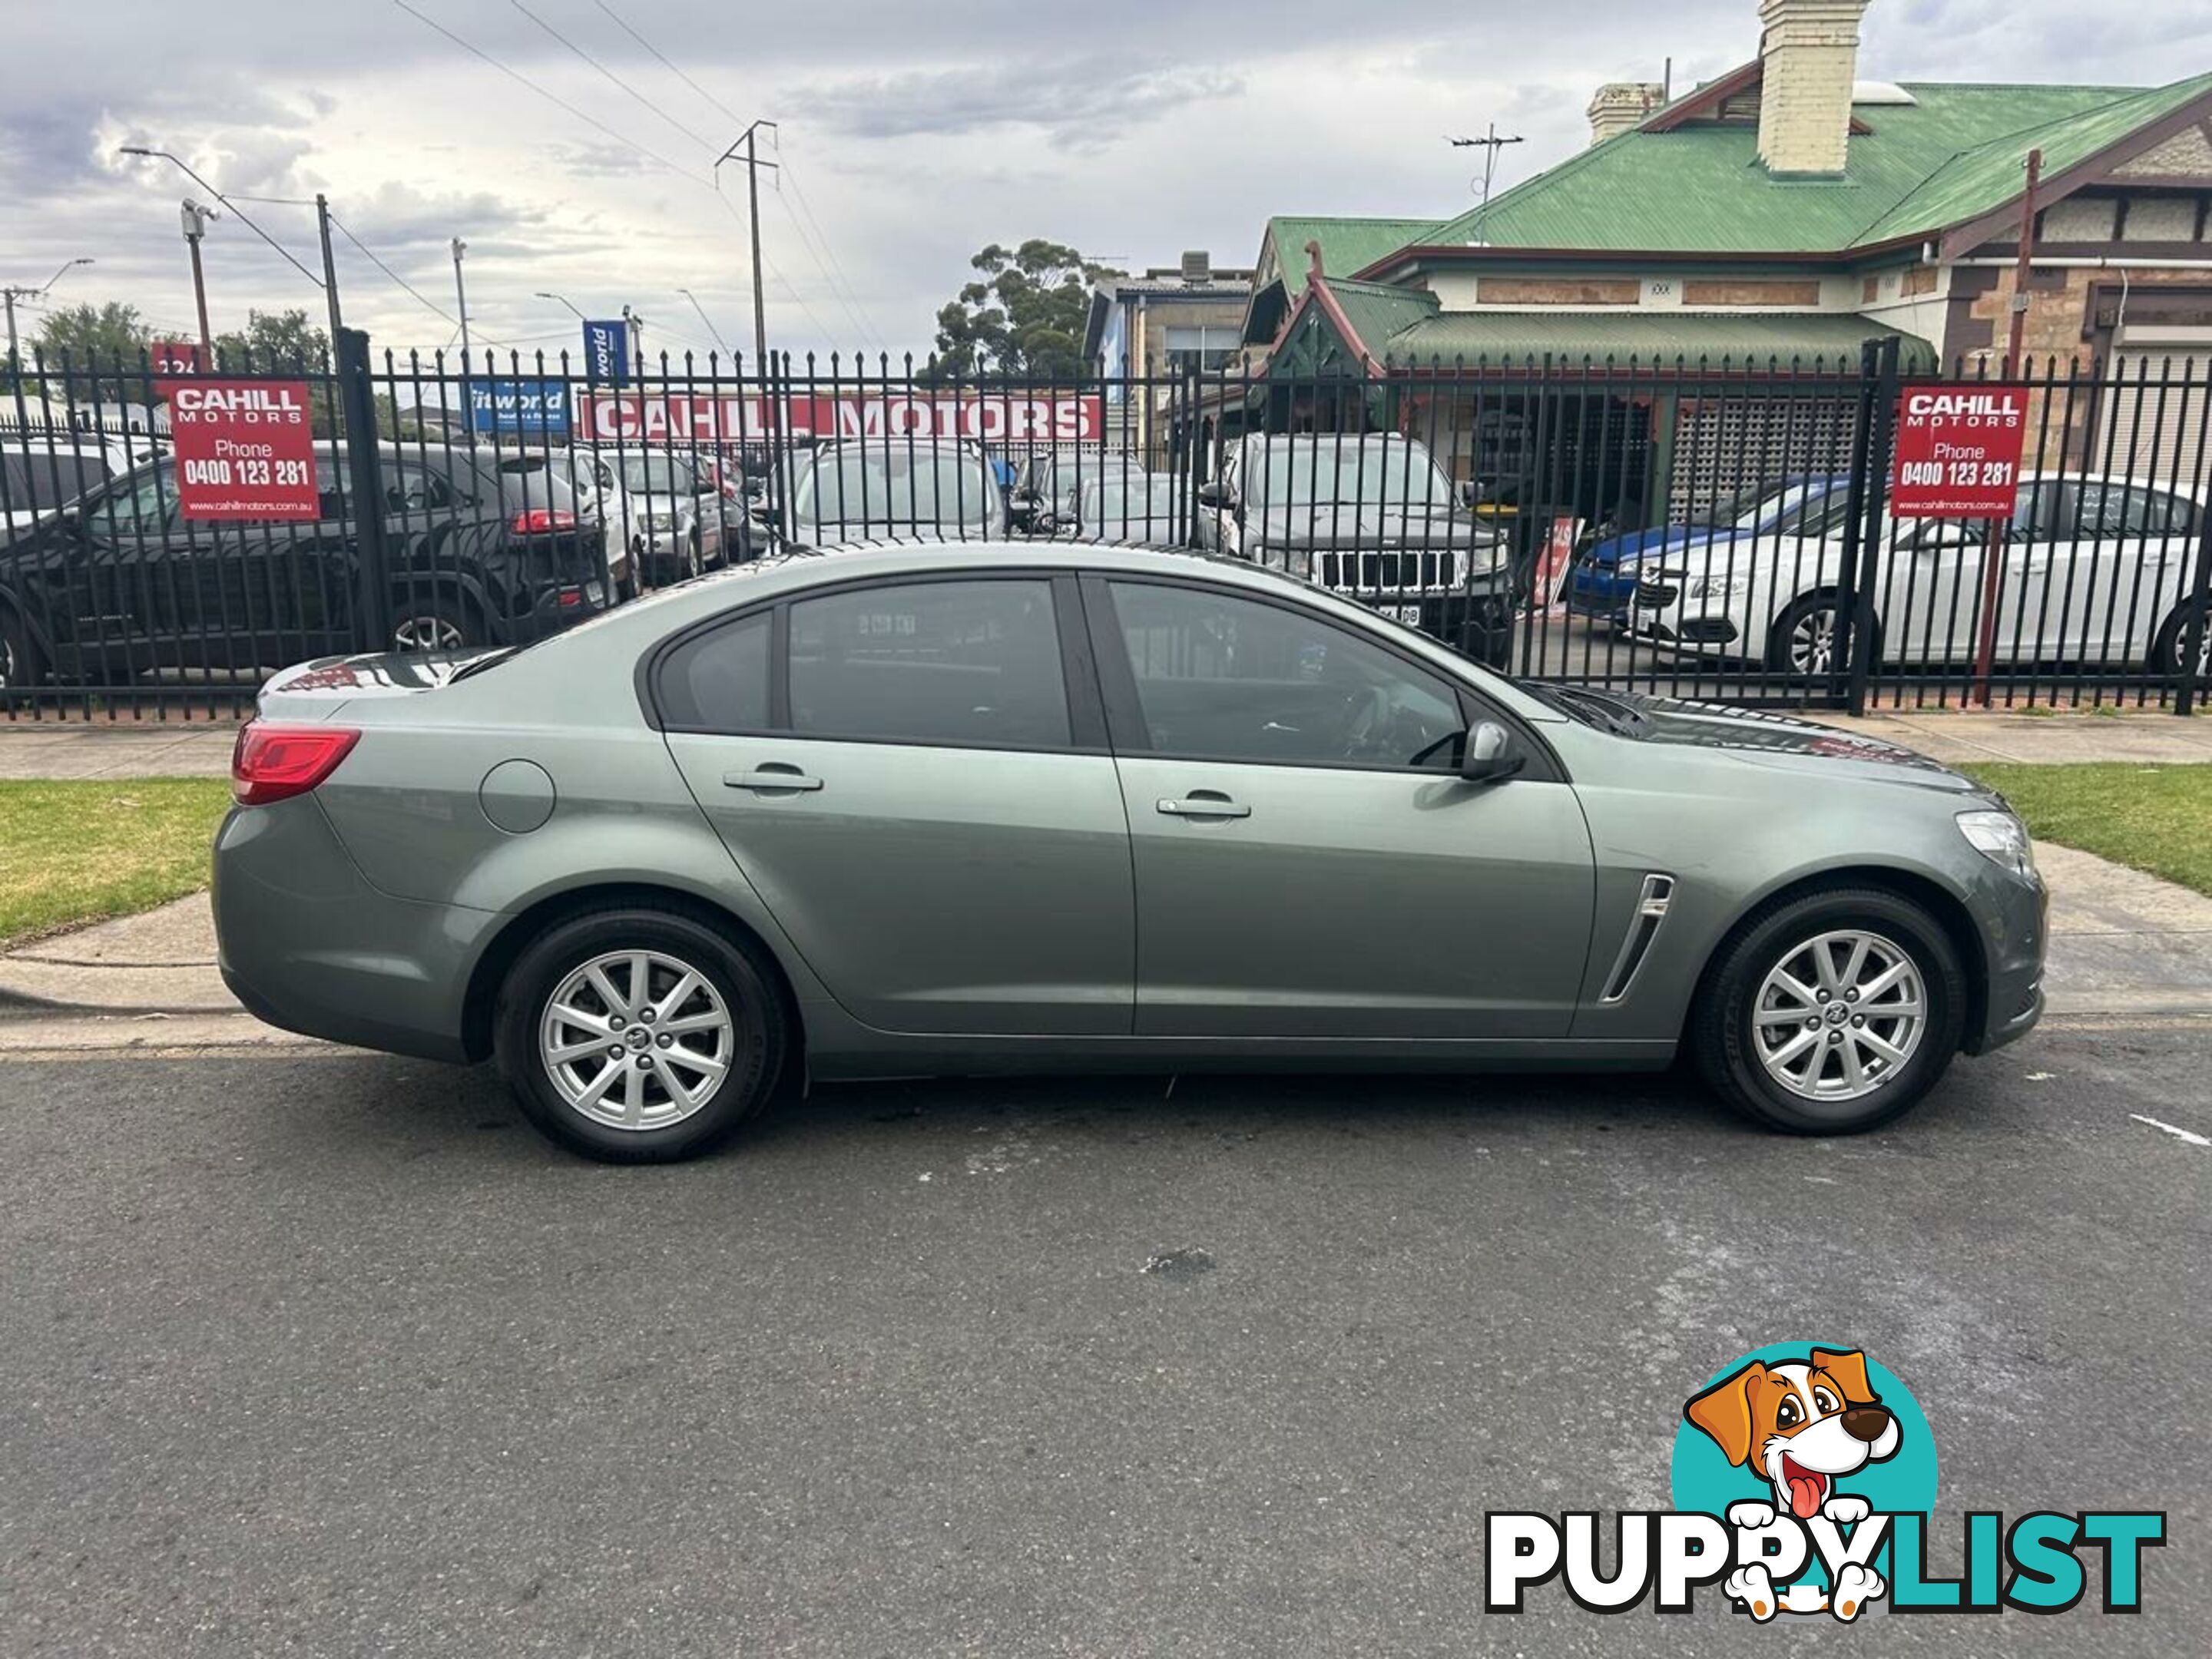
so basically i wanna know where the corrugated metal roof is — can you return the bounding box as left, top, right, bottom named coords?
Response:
left=1263, top=217, right=1442, bottom=297
left=1412, top=77, right=2212, bottom=257
left=1381, top=310, right=1936, bottom=371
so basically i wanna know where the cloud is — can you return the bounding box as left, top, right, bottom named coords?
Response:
left=801, top=57, right=1243, bottom=149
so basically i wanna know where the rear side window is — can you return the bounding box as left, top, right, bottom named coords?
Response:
left=657, top=613, right=771, bottom=732
left=789, top=579, right=1070, bottom=749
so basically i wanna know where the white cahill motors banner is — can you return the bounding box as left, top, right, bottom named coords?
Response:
left=573, top=391, right=1106, bottom=445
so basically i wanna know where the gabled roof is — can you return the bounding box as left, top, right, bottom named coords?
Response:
left=1387, top=75, right=2212, bottom=261
left=1257, top=216, right=1442, bottom=300
left=1244, top=214, right=1442, bottom=344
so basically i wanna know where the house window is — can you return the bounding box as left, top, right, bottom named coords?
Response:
left=1163, top=326, right=1238, bottom=372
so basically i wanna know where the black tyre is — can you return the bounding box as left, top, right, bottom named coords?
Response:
left=1690, top=885, right=1967, bottom=1134
left=389, top=594, right=481, bottom=654
left=2151, top=602, right=2211, bottom=682
left=493, top=906, right=790, bottom=1163
left=0, top=605, right=43, bottom=691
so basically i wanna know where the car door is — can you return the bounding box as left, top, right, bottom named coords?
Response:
left=657, top=572, right=1135, bottom=1036
left=1086, top=575, right=1596, bottom=1038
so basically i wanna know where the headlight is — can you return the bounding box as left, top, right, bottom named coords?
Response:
left=1957, top=810, right=2036, bottom=881
left=1689, top=571, right=1751, bottom=598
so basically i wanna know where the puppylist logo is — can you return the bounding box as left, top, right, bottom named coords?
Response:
left=1487, top=1342, right=2165, bottom=1621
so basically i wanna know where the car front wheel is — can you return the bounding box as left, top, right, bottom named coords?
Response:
left=1691, top=886, right=1967, bottom=1134
left=494, top=907, right=789, bottom=1162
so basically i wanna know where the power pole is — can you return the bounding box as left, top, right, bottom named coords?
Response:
left=452, top=237, right=472, bottom=435
left=623, top=303, right=646, bottom=378
left=714, top=120, right=779, bottom=376
left=181, top=198, right=218, bottom=354
left=2, top=258, right=93, bottom=383
left=1446, top=125, right=1525, bottom=240
left=315, top=194, right=345, bottom=362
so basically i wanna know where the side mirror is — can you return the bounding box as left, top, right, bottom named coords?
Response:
left=1458, top=480, right=1479, bottom=508
left=1459, top=720, right=1525, bottom=785
left=1197, top=481, right=1228, bottom=509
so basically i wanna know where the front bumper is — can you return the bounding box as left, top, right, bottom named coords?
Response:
left=1337, top=585, right=1518, bottom=668
left=1965, top=866, right=2048, bottom=1056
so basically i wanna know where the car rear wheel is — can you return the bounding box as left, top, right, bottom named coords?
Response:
left=390, top=597, right=478, bottom=654
left=1690, top=886, right=1966, bottom=1134
left=494, top=907, right=788, bottom=1163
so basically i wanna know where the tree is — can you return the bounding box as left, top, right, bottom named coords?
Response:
left=214, top=309, right=341, bottom=434
left=931, top=240, right=1121, bottom=379
left=19, top=303, right=151, bottom=399
left=212, top=306, right=331, bottom=374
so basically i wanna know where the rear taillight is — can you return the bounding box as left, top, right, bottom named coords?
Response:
left=512, top=508, right=578, bottom=534
left=230, top=722, right=361, bottom=806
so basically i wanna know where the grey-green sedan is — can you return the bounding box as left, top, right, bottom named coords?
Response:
left=213, top=540, right=2046, bottom=1162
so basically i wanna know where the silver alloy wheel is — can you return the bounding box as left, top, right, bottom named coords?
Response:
left=392, top=612, right=465, bottom=652
left=1786, top=604, right=1838, bottom=674
left=539, top=949, right=735, bottom=1131
left=1752, top=929, right=1926, bottom=1103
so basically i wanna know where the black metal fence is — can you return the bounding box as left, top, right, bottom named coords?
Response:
left=3, top=330, right=2208, bottom=722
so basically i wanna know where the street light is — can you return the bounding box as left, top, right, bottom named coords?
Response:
left=676, top=287, right=733, bottom=357
left=118, top=144, right=339, bottom=359
left=2, top=256, right=94, bottom=379
left=535, top=290, right=586, bottom=320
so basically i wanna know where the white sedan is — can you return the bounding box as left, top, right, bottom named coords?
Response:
left=1629, top=474, right=2209, bottom=677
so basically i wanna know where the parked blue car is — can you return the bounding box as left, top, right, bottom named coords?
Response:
left=1566, top=475, right=1849, bottom=620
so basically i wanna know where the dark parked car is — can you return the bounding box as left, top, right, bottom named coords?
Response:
left=0, top=442, right=610, bottom=690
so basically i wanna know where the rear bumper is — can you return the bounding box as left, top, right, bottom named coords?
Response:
left=213, top=797, right=495, bottom=1063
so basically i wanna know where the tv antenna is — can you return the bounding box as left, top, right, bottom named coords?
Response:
left=1446, top=124, right=1525, bottom=237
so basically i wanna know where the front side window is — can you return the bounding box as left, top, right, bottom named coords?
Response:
left=789, top=579, right=1070, bottom=749
left=1105, top=581, right=1463, bottom=769
left=88, top=465, right=176, bottom=535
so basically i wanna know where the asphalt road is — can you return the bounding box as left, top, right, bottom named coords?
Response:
left=2, top=1021, right=2206, bottom=1657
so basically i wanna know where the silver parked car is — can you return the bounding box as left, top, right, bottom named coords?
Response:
left=214, top=540, right=2045, bottom=1162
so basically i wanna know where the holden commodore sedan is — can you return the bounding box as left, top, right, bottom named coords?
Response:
left=214, top=540, right=2045, bottom=1162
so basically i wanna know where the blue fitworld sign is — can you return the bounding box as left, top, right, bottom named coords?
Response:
left=582, top=319, right=628, bottom=386
left=467, top=379, right=570, bottom=436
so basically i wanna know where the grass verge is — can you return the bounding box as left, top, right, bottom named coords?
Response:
left=0, top=779, right=233, bottom=948
left=1963, top=762, right=2212, bottom=898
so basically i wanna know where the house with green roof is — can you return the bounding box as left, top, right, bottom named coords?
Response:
left=1240, top=0, right=2212, bottom=523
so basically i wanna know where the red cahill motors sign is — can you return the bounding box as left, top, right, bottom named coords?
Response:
left=1890, top=385, right=2030, bottom=517
left=167, top=380, right=321, bottom=521
left=575, top=390, right=1105, bottom=446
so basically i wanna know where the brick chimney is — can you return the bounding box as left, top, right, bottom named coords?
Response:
left=1586, top=82, right=1667, bottom=146
left=1755, top=0, right=1868, bottom=176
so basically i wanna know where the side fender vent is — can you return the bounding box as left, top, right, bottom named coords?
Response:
left=1600, top=874, right=1676, bottom=1005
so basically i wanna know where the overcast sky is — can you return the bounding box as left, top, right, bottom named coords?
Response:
left=5, top=0, right=2207, bottom=368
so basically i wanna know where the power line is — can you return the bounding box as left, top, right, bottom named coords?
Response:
left=592, top=0, right=743, bottom=126
left=504, top=0, right=714, bottom=151
left=386, top=0, right=708, bottom=187
left=776, top=157, right=888, bottom=353
left=327, top=214, right=515, bottom=348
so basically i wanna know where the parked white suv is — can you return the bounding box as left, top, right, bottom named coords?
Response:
left=1631, top=474, right=2208, bottom=677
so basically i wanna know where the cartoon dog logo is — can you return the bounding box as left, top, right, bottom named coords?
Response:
left=1684, top=1347, right=1901, bottom=1621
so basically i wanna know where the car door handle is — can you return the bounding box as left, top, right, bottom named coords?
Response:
left=725, top=767, right=823, bottom=793
left=1157, top=793, right=1250, bottom=820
